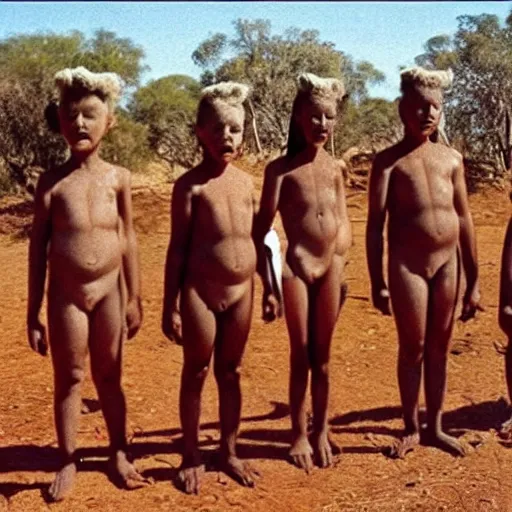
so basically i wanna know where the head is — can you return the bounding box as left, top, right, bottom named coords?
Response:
left=195, top=81, right=250, bottom=165
left=287, top=73, right=345, bottom=158
left=399, top=67, right=453, bottom=142
left=47, top=66, right=122, bottom=155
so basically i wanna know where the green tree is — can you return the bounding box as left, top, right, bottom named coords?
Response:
left=192, top=19, right=385, bottom=153
left=0, top=30, right=147, bottom=193
left=335, top=97, right=401, bottom=155
left=102, top=110, right=152, bottom=172
left=130, top=74, right=201, bottom=170
left=414, top=11, right=512, bottom=173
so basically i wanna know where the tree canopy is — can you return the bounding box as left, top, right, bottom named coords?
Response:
left=0, top=29, right=148, bottom=192
left=192, top=19, right=386, bottom=153
left=414, top=11, right=512, bottom=172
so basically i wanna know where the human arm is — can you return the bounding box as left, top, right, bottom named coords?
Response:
left=365, top=155, right=391, bottom=315
left=118, top=168, right=142, bottom=339
left=27, top=174, right=52, bottom=355
left=452, top=154, right=482, bottom=321
left=336, top=162, right=353, bottom=253
left=162, top=176, right=193, bottom=343
left=499, top=217, right=512, bottom=335
left=252, top=161, right=283, bottom=321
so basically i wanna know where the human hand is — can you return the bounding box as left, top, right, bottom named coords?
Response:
left=27, top=319, right=48, bottom=356
left=372, top=287, right=391, bottom=316
left=262, top=292, right=282, bottom=323
left=460, top=284, right=484, bottom=322
left=162, top=308, right=182, bottom=345
left=126, top=296, right=143, bottom=339
left=499, top=304, right=512, bottom=336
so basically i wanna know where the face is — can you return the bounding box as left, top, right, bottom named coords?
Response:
left=400, top=86, right=443, bottom=139
left=296, top=95, right=337, bottom=147
left=197, top=100, right=245, bottom=164
left=58, top=93, right=113, bottom=154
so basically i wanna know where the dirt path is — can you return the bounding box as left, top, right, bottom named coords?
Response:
left=1, top=183, right=511, bottom=512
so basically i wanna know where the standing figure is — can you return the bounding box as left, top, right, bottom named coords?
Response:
left=499, top=204, right=512, bottom=437
left=254, top=73, right=352, bottom=472
left=27, top=67, right=146, bottom=501
left=162, top=82, right=260, bottom=494
left=366, top=67, right=482, bottom=458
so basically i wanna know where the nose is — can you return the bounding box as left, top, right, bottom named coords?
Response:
left=320, top=114, right=327, bottom=129
left=222, top=126, right=232, bottom=141
left=75, top=113, right=85, bottom=129
left=424, top=104, right=436, bottom=119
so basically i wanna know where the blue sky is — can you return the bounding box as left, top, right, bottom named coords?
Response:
left=1, top=2, right=510, bottom=100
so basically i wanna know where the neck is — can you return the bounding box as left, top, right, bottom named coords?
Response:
left=202, top=152, right=229, bottom=176
left=303, top=144, right=323, bottom=161
left=402, top=131, right=429, bottom=150
left=69, top=147, right=102, bottom=170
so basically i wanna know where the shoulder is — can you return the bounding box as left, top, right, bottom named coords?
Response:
left=173, top=166, right=201, bottom=198
left=35, top=166, right=63, bottom=198
left=431, top=144, right=463, bottom=172
left=112, top=165, right=132, bottom=188
left=446, top=146, right=463, bottom=166
left=372, top=145, right=400, bottom=175
left=337, top=157, right=348, bottom=174
left=264, top=155, right=288, bottom=178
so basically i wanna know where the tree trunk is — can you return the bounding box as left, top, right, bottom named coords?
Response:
left=247, top=100, right=262, bottom=154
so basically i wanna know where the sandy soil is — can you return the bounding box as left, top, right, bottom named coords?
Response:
left=1, top=166, right=511, bottom=512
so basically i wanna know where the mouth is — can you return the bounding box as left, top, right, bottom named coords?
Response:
left=76, top=133, right=90, bottom=141
left=220, top=145, right=235, bottom=156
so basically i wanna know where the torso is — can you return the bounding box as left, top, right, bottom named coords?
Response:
left=185, top=165, right=257, bottom=311
left=47, top=164, right=124, bottom=310
left=385, top=142, right=460, bottom=279
left=276, top=149, right=350, bottom=283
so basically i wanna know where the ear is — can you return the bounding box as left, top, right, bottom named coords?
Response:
left=107, top=113, right=117, bottom=130
left=237, top=140, right=246, bottom=159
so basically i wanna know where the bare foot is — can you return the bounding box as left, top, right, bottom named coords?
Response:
left=499, top=416, right=512, bottom=441
left=424, top=430, right=468, bottom=456
left=289, top=435, right=314, bottom=473
left=177, top=464, right=205, bottom=495
left=311, top=431, right=333, bottom=468
left=387, top=432, right=420, bottom=459
left=109, top=451, right=150, bottom=490
left=219, top=454, right=260, bottom=487
left=48, top=461, right=77, bottom=502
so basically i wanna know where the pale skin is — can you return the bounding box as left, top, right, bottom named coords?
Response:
left=254, top=94, right=352, bottom=472
left=162, top=98, right=259, bottom=495
left=27, top=91, right=147, bottom=501
left=498, top=215, right=512, bottom=437
left=366, top=84, right=482, bottom=458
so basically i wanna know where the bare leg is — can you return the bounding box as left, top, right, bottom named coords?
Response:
left=423, top=253, right=467, bottom=456
left=387, top=262, right=428, bottom=458
left=282, top=272, right=313, bottom=472
left=500, top=338, right=512, bottom=439
left=309, top=258, right=343, bottom=468
left=47, top=293, right=88, bottom=501
left=178, top=284, right=216, bottom=494
left=337, top=254, right=349, bottom=314
left=214, top=280, right=259, bottom=487
left=89, top=280, right=148, bottom=489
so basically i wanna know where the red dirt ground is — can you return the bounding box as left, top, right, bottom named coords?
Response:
left=1, top=170, right=511, bottom=512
